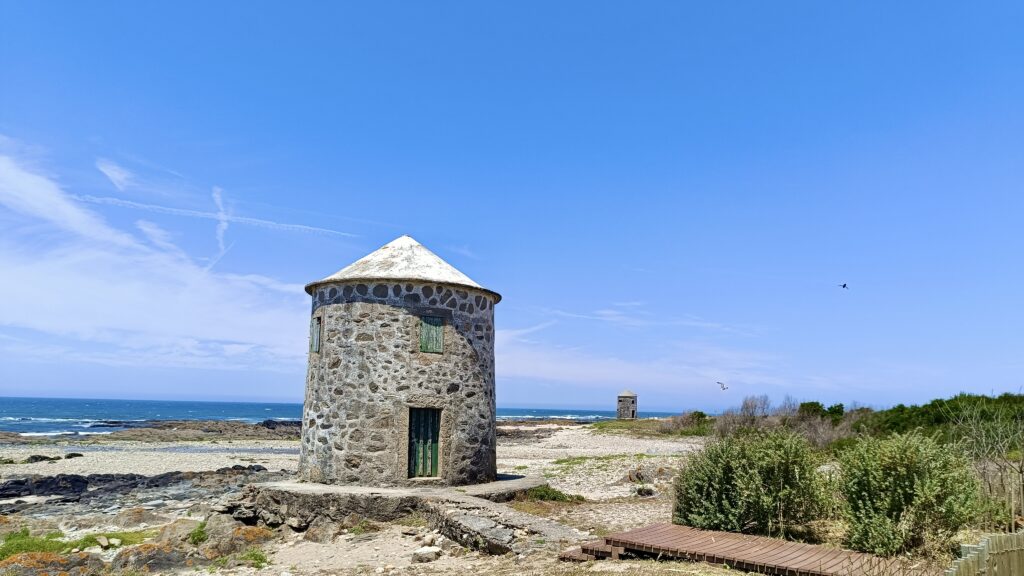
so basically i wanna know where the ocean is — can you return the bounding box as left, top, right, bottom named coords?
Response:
left=0, top=397, right=678, bottom=436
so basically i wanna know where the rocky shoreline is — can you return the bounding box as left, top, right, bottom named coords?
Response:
left=1, top=417, right=591, bottom=445
left=0, top=422, right=713, bottom=576
left=0, top=419, right=302, bottom=444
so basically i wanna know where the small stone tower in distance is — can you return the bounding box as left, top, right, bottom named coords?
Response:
left=616, top=390, right=637, bottom=420
left=299, top=235, right=500, bottom=487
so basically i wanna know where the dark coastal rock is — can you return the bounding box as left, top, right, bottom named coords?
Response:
left=115, top=507, right=173, bottom=528
left=98, top=419, right=301, bottom=441
left=0, top=465, right=271, bottom=500
left=0, top=474, right=89, bottom=498
left=155, top=518, right=204, bottom=546
left=257, top=419, right=301, bottom=430
left=216, top=464, right=266, bottom=474
left=112, top=542, right=192, bottom=572
left=23, top=455, right=61, bottom=463
left=198, top=513, right=274, bottom=559
left=303, top=515, right=343, bottom=543
left=85, top=420, right=152, bottom=429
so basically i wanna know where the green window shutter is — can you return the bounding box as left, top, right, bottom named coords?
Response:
left=310, top=317, right=321, bottom=353
left=419, top=316, right=444, bottom=353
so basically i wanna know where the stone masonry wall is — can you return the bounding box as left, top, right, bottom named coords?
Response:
left=616, top=396, right=637, bottom=419
left=299, top=281, right=497, bottom=487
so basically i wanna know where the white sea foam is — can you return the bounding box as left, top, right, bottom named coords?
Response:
left=496, top=414, right=612, bottom=420
left=18, top=430, right=113, bottom=437
left=1, top=417, right=83, bottom=422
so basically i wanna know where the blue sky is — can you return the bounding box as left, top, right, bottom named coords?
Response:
left=1, top=2, right=1022, bottom=411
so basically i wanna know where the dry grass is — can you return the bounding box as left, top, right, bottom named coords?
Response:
left=591, top=419, right=710, bottom=439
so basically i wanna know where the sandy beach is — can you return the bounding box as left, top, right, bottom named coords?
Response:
left=0, top=440, right=298, bottom=477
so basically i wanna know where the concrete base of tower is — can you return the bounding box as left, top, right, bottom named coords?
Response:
left=221, top=475, right=586, bottom=554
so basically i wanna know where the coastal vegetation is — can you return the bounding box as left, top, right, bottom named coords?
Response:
left=840, top=433, right=977, bottom=556
left=510, top=485, right=587, bottom=518
left=238, top=546, right=269, bottom=569
left=0, top=528, right=154, bottom=561
left=0, top=530, right=66, bottom=561
left=522, top=485, right=586, bottom=503
left=672, top=431, right=825, bottom=538
left=667, top=392, right=1024, bottom=562
left=591, top=411, right=712, bottom=437
left=187, top=522, right=209, bottom=546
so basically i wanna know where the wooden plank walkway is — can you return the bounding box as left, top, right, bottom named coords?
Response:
left=560, top=523, right=922, bottom=576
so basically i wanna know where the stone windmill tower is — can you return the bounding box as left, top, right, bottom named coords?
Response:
left=299, top=236, right=500, bottom=487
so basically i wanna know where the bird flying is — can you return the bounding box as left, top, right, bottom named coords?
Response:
left=717, top=381, right=728, bottom=391
left=838, top=283, right=848, bottom=289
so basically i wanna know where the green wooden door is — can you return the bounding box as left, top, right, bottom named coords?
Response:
left=408, top=408, right=441, bottom=477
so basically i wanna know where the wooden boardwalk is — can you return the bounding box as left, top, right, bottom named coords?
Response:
left=560, top=523, right=920, bottom=576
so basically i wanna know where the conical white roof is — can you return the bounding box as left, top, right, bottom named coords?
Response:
left=305, top=235, right=500, bottom=301
left=618, top=389, right=637, bottom=397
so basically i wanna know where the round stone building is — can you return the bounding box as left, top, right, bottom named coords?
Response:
left=299, top=236, right=500, bottom=487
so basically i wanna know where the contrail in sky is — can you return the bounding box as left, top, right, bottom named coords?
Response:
left=72, top=194, right=357, bottom=237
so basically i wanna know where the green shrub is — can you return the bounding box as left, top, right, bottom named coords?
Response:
left=522, top=485, right=585, bottom=503
left=659, top=411, right=713, bottom=436
left=826, top=403, right=845, bottom=423
left=672, top=431, right=825, bottom=537
left=839, top=432, right=978, bottom=556
left=826, top=436, right=858, bottom=455
left=187, top=521, right=208, bottom=546
left=858, top=393, right=1024, bottom=437
left=798, top=402, right=828, bottom=420
left=238, top=547, right=268, bottom=569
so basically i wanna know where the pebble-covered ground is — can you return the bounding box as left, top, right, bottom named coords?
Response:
left=498, top=424, right=700, bottom=501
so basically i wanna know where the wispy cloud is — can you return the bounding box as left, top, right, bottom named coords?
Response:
left=0, top=148, right=309, bottom=372
left=445, top=244, right=480, bottom=260
left=210, top=186, right=230, bottom=263
left=136, top=220, right=185, bottom=256
left=495, top=322, right=789, bottom=407
left=497, top=324, right=776, bottom=386
left=0, top=157, right=136, bottom=247
left=95, top=158, right=135, bottom=191
left=72, top=194, right=357, bottom=237
left=541, top=302, right=753, bottom=333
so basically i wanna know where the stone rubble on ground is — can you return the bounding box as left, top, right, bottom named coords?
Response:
left=412, top=545, right=442, bottom=563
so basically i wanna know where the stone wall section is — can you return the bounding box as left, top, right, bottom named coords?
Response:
left=616, top=396, right=637, bottom=419
left=299, top=281, right=496, bottom=487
